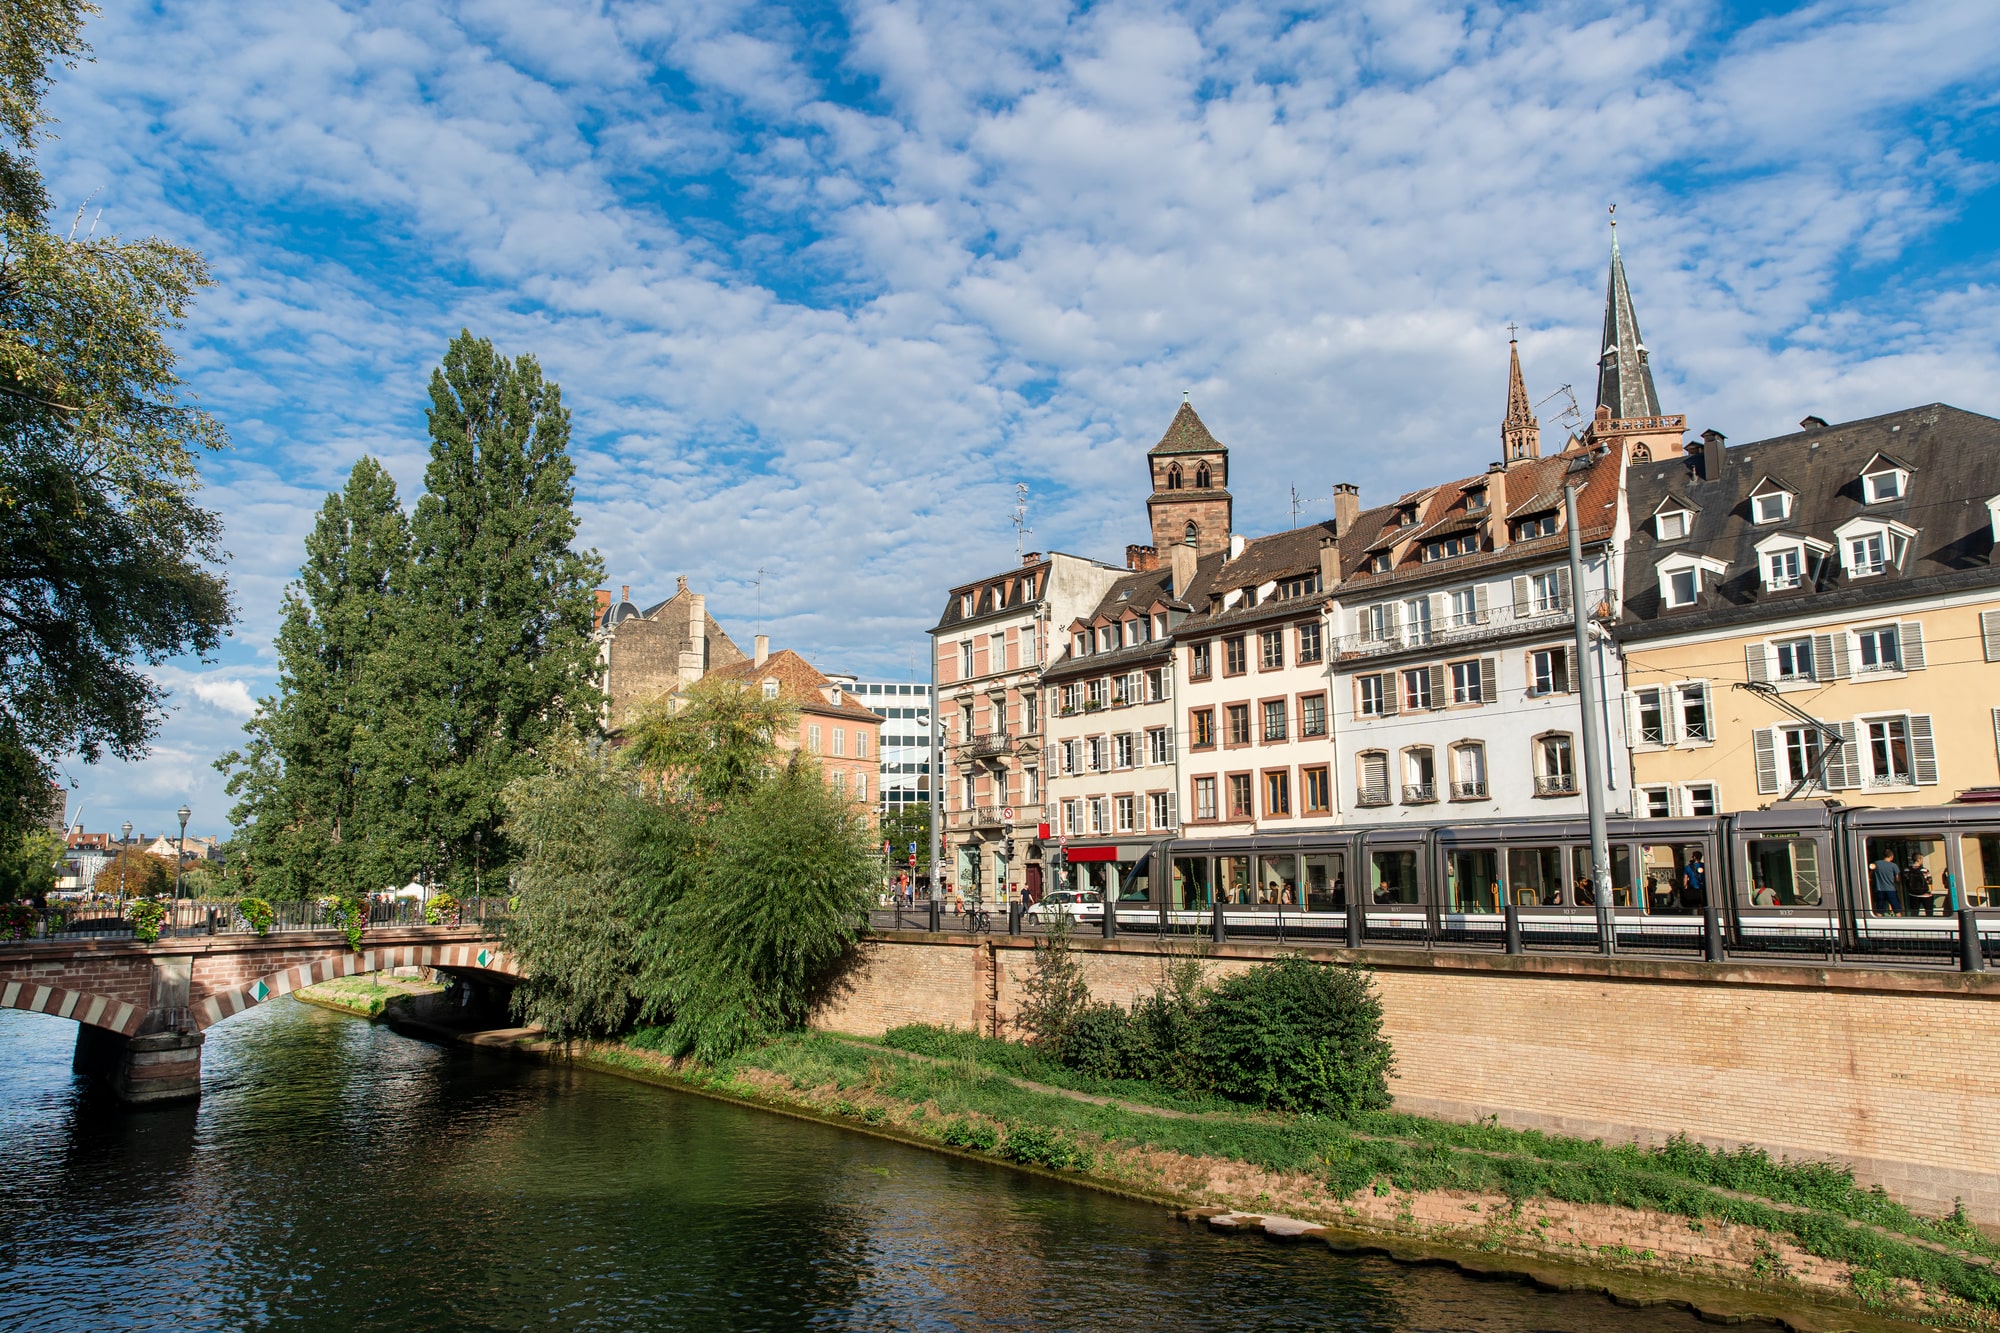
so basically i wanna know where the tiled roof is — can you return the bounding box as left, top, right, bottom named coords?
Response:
left=1149, top=401, right=1225, bottom=457
left=708, top=649, right=882, bottom=722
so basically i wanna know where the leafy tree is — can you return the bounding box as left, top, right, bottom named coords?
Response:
left=0, top=824, right=60, bottom=901
left=620, top=674, right=795, bottom=813
left=98, top=846, right=171, bottom=898
left=402, top=332, right=602, bottom=893
left=218, top=458, right=414, bottom=897
left=878, top=804, right=931, bottom=875
left=0, top=1, right=230, bottom=869
left=1017, top=912, right=1093, bottom=1050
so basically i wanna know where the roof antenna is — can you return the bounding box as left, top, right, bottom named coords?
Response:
left=754, top=566, right=765, bottom=635
left=1289, top=483, right=1324, bottom=529
left=1011, top=483, right=1032, bottom=561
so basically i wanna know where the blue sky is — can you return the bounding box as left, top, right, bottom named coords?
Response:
left=39, top=0, right=2000, bottom=838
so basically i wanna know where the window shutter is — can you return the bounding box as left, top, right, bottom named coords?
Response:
left=1992, top=707, right=2000, bottom=771
left=1563, top=644, right=1579, bottom=693
left=1386, top=602, right=1401, bottom=636
left=1511, top=575, right=1530, bottom=619
left=1659, top=689, right=1677, bottom=743
left=1381, top=675, right=1399, bottom=716
left=1900, top=621, right=1926, bottom=671
left=1829, top=632, right=1852, bottom=680
left=1825, top=721, right=1861, bottom=790
left=1474, top=584, right=1491, bottom=623
left=1983, top=610, right=2000, bottom=663
left=1910, top=714, right=1939, bottom=785
left=1166, top=791, right=1179, bottom=828
left=1479, top=657, right=1497, bottom=705
left=1428, top=663, right=1446, bottom=709
left=1556, top=566, right=1573, bottom=610
left=1745, top=643, right=1770, bottom=684
left=1753, top=728, right=1779, bottom=794
left=1812, top=634, right=1834, bottom=683
left=1430, top=592, right=1448, bottom=629
left=1666, top=785, right=1683, bottom=817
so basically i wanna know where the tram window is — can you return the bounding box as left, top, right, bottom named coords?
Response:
left=1172, top=857, right=1212, bottom=910
left=1569, top=845, right=1636, bottom=907
left=1445, top=848, right=1499, bottom=912
left=1370, top=849, right=1420, bottom=904
left=1744, top=837, right=1823, bottom=907
left=1508, top=847, right=1567, bottom=907
left=1960, top=835, right=1999, bottom=908
left=1220, top=854, right=1253, bottom=905
left=1639, top=844, right=1701, bottom=913
left=1303, top=853, right=1344, bottom=911
left=1258, top=854, right=1300, bottom=908
left=1862, top=836, right=1947, bottom=916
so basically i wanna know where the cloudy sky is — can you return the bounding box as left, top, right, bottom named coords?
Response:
left=40, top=0, right=2000, bottom=837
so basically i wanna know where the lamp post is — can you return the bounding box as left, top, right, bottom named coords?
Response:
left=121, top=820, right=132, bottom=847
left=176, top=805, right=191, bottom=900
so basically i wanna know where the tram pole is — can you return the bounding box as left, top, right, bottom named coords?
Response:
left=1567, top=484, right=1615, bottom=956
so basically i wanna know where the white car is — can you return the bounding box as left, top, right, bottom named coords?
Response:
left=1026, top=890, right=1105, bottom=922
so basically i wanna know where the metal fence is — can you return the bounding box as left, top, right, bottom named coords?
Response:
left=0, top=896, right=511, bottom=945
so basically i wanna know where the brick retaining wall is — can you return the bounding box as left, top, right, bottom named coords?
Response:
left=815, top=932, right=2000, bottom=1226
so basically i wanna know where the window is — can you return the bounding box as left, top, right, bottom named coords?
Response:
left=1641, top=785, right=1673, bottom=818
left=1357, top=752, right=1390, bottom=806
left=1145, top=668, right=1166, bottom=701
left=1423, top=533, right=1478, bottom=561
left=1655, top=510, right=1689, bottom=540
left=1450, top=743, right=1486, bottom=800
left=1115, top=795, right=1135, bottom=833
left=1238, top=586, right=1259, bottom=610
left=1751, top=491, right=1790, bottom=524
left=1838, top=520, right=1912, bottom=577
left=1263, top=699, right=1288, bottom=741
left=1147, top=727, right=1172, bottom=765
left=1402, top=667, right=1433, bottom=711
left=856, top=731, right=869, bottom=759
left=1635, top=687, right=1668, bottom=745
left=1535, top=734, right=1576, bottom=796
left=1277, top=572, right=1321, bottom=600
left=1448, top=586, right=1479, bottom=627
left=1863, top=466, right=1905, bottom=503
left=1166, top=462, right=1182, bottom=490
left=1189, top=642, right=1212, bottom=679
left=1264, top=771, right=1291, bottom=817
left=962, top=774, right=976, bottom=808
left=1194, top=777, right=1218, bottom=821
left=1297, top=621, right=1323, bottom=664
left=1197, top=462, right=1213, bottom=487
left=1856, top=625, right=1901, bottom=672
left=1449, top=660, right=1484, bottom=705
left=1061, top=800, right=1080, bottom=834
left=1865, top=716, right=1912, bottom=786
left=1059, top=739, right=1077, bottom=773
left=1364, top=552, right=1390, bottom=574
left=808, top=724, right=823, bottom=753
left=1397, top=504, right=1418, bottom=527
left=1126, top=618, right=1144, bottom=647
left=1023, top=693, right=1038, bottom=732
left=1300, top=694, right=1327, bottom=737
left=1678, top=683, right=1711, bottom=741
left=832, top=728, right=846, bottom=756
left=1097, top=626, right=1115, bottom=652
left=1113, top=733, right=1135, bottom=768
left=1228, top=774, right=1253, bottom=818
left=855, top=773, right=866, bottom=801
left=1021, top=631, right=1037, bottom=667
left=1850, top=531, right=1888, bottom=576
left=1363, top=603, right=1395, bottom=642
left=1774, top=637, right=1814, bottom=681
left=1146, top=791, right=1170, bottom=829
left=1085, top=678, right=1106, bottom=709
left=1358, top=675, right=1386, bottom=717
left=1184, top=521, right=1198, bottom=546
left=832, top=771, right=846, bottom=795
left=761, top=678, right=779, bottom=700
left=1303, top=767, right=1331, bottom=814
left=1402, top=748, right=1436, bottom=803
left=1466, top=488, right=1488, bottom=512
left=1090, top=798, right=1106, bottom=834
left=1782, top=725, right=1823, bottom=789
left=959, top=641, right=973, bottom=676
left=1684, top=783, right=1718, bottom=816
left=1259, top=628, right=1284, bottom=670
left=1515, top=513, right=1558, bottom=541
left=1765, top=546, right=1802, bottom=590
left=1665, top=567, right=1697, bottom=607
left=1403, top=596, right=1433, bottom=644
left=1191, top=708, right=1215, bottom=748
left=1528, top=571, right=1562, bottom=613
left=1528, top=648, right=1569, bottom=696
left=1087, top=736, right=1105, bottom=771
left=1112, top=672, right=1134, bottom=706
left=1223, top=637, right=1246, bottom=674
left=1226, top=704, right=1251, bottom=746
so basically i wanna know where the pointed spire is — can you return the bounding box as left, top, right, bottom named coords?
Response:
left=1596, top=209, right=1662, bottom=420
left=1501, top=331, right=1540, bottom=463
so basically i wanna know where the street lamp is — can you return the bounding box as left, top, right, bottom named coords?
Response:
left=121, top=820, right=132, bottom=847
left=176, top=805, right=191, bottom=900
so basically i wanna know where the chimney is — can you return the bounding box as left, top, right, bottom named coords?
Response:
left=1228, top=532, right=1246, bottom=560
left=754, top=634, right=769, bottom=667
left=1318, top=537, right=1342, bottom=591
left=593, top=588, right=611, bottom=624
left=1125, top=544, right=1159, bottom=572
left=1331, top=483, right=1359, bottom=535
left=620, top=584, right=630, bottom=602
left=1169, top=543, right=1196, bottom=599
left=1021, top=551, right=1041, bottom=566
left=1487, top=462, right=1510, bottom=553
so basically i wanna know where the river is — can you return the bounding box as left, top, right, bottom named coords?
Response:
left=0, top=1001, right=1738, bottom=1332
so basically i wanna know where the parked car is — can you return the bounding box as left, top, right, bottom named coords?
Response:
left=1025, top=890, right=1104, bottom=923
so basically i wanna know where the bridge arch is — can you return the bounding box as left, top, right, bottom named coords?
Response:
left=197, top=940, right=520, bottom=1030
left=1, top=980, right=146, bottom=1036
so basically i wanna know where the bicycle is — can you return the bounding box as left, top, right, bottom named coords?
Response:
left=964, top=900, right=993, bottom=934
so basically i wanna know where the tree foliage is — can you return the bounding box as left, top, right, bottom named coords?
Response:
left=620, top=673, right=795, bottom=813
left=97, top=846, right=171, bottom=898
left=0, top=1, right=230, bottom=868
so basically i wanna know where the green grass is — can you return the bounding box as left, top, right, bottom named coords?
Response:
left=294, top=973, right=440, bottom=1017
left=672, top=1026, right=2000, bottom=1319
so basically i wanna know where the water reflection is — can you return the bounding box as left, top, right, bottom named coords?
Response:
left=0, top=1002, right=1729, bottom=1332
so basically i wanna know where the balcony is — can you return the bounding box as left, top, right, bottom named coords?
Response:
left=1401, top=783, right=1437, bottom=804
left=1356, top=784, right=1391, bottom=808
left=963, top=732, right=1013, bottom=760
left=1337, top=602, right=1570, bottom=661
left=1535, top=774, right=1579, bottom=797
left=1450, top=780, right=1487, bottom=801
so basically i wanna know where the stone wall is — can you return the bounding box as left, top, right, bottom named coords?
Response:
left=814, top=932, right=2000, bottom=1225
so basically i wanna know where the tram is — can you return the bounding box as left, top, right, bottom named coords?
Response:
left=1071, top=800, right=2000, bottom=961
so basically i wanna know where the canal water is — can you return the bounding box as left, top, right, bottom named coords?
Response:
left=0, top=1002, right=1734, bottom=1332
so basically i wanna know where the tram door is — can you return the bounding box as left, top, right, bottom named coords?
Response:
left=1743, top=835, right=1826, bottom=908
left=1171, top=856, right=1212, bottom=910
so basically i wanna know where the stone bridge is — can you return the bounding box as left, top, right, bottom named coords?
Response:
left=0, top=927, right=519, bottom=1104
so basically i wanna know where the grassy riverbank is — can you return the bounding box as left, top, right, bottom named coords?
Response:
left=294, top=973, right=444, bottom=1018
left=575, top=1024, right=1995, bottom=1332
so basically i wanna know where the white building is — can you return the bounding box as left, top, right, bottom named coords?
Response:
left=851, top=679, right=936, bottom=817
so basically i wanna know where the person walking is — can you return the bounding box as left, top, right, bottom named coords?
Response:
left=1680, top=849, right=1708, bottom=911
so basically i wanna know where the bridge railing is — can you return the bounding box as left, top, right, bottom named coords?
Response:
left=0, top=896, right=513, bottom=946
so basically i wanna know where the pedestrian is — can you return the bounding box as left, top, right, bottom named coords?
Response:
left=1680, top=849, right=1708, bottom=911
left=1870, top=848, right=1901, bottom=916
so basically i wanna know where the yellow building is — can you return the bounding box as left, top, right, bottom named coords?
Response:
left=1617, top=404, right=2000, bottom=818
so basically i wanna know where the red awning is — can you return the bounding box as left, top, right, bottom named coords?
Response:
left=1066, top=846, right=1118, bottom=863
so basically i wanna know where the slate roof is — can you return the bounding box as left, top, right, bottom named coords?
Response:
left=1618, top=403, right=2000, bottom=641
left=1597, top=229, right=1664, bottom=420
left=603, top=585, right=748, bottom=670
left=1040, top=565, right=1182, bottom=684
left=1149, top=400, right=1226, bottom=456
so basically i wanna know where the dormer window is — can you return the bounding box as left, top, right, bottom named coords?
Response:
left=1749, top=479, right=1793, bottom=524
left=1514, top=513, right=1557, bottom=541
left=1466, top=489, right=1488, bottom=512
left=1862, top=464, right=1907, bottom=503
left=762, top=679, right=780, bottom=701
left=1656, top=553, right=1728, bottom=609
left=1074, top=632, right=1089, bottom=656
left=830, top=687, right=843, bottom=706
left=1654, top=509, right=1689, bottom=541
left=1834, top=516, right=1915, bottom=579
left=1423, top=533, right=1478, bottom=561
left=1096, top=625, right=1116, bottom=652
left=1365, top=552, right=1390, bottom=574
left=1753, top=533, right=1831, bottom=593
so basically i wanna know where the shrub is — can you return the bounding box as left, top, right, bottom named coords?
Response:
left=423, top=890, right=460, bottom=926
left=940, top=1117, right=998, bottom=1151
left=127, top=896, right=167, bottom=944
left=1128, top=952, right=1207, bottom=1089
left=1017, top=912, right=1091, bottom=1051
left=235, top=896, right=275, bottom=935
left=1001, top=1123, right=1091, bottom=1171
left=1054, top=1001, right=1144, bottom=1080
left=1201, top=953, right=1394, bottom=1115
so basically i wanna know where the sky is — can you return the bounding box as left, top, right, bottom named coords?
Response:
left=37, top=0, right=2000, bottom=838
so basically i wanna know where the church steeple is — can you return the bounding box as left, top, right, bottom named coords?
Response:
left=1595, top=216, right=1663, bottom=421
left=1501, top=333, right=1540, bottom=463
left=1145, top=398, right=1233, bottom=558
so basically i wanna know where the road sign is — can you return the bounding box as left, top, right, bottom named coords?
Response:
left=908, top=854, right=917, bottom=867
left=908, top=842, right=917, bottom=854
left=1001, top=806, right=1015, bottom=824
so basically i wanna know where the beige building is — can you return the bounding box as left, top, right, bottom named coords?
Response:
left=594, top=577, right=747, bottom=731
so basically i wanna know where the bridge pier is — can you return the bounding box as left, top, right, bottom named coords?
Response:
left=73, top=1025, right=203, bottom=1104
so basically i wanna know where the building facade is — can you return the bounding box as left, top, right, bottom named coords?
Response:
left=709, top=645, right=883, bottom=819
left=594, top=577, right=748, bottom=732
left=852, top=680, right=935, bottom=818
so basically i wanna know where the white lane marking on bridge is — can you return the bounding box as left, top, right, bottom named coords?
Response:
left=29, top=985, right=51, bottom=1013
left=81, top=995, right=106, bottom=1026
left=1, top=982, right=18, bottom=1008
left=54, top=989, right=79, bottom=1018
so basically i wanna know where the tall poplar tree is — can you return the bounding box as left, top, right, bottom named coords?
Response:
left=219, top=457, right=414, bottom=896
left=403, top=331, right=602, bottom=893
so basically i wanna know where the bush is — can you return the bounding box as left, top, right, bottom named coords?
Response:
left=1201, top=953, right=1394, bottom=1115
left=940, top=1117, right=998, bottom=1151
left=423, top=890, right=460, bottom=926
left=1053, top=1001, right=1144, bottom=1080
left=1128, top=952, right=1207, bottom=1089
left=1001, top=1123, right=1091, bottom=1171
left=236, top=896, right=275, bottom=935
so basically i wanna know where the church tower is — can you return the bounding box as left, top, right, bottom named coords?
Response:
left=1501, top=335, right=1540, bottom=464
left=1146, top=398, right=1233, bottom=558
left=1584, top=216, right=1685, bottom=461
